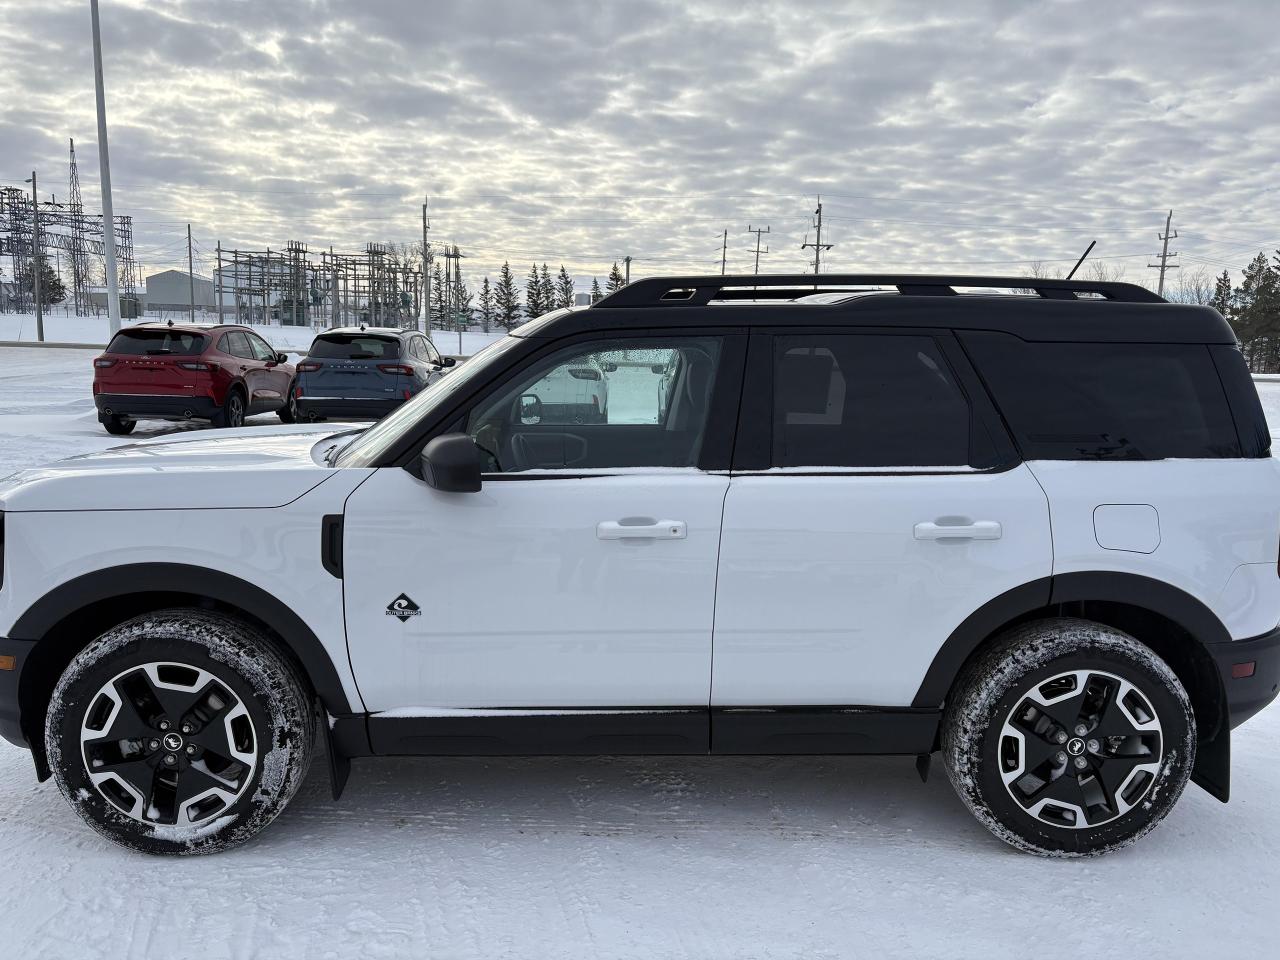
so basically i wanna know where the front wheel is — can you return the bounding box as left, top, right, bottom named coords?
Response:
left=45, top=609, right=314, bottom=855
left=277, top=382, right=297, bottom=423
left=942, top=618, right=1195, bottom=857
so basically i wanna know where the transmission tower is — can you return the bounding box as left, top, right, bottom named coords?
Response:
left=67, top=139, right=92, bottom=315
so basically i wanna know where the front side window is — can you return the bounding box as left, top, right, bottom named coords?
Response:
left=771, top=334, right=973, bottom=468
left=465, top=338, right=723, bottom=472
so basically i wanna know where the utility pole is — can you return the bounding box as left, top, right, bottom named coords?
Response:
left=720, top=229, right=728, bottom=275
left=90, top=0, right=121, bottom=335
left=747, top=224, right=770, bottom=273
left=421, top=197, right=430, bottom=334
left=27, top=171, right=44, bottom=341
left=623, top=255, right=632, bottom=285
left=216, top=241, right=224, bottom=319
left=187, top=224, right=196, bottom=322
left=1148, top=210, right=1178, bottom=297
left=800, top=197, right=833, bottom=275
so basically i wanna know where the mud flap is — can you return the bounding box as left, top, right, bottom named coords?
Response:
left=1191, top=724, right=1230, bottom=802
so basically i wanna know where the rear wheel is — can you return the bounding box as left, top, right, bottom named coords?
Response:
left=45, top=609, right=314, bottom=855
left=942, top=618, right=1195, bottom=857
left=212, top=388, right=246, bottom=428
left=102, top=415, right=136, bottom=436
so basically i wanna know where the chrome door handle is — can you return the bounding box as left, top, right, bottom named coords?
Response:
left=597, top=519, right=687, bottom=540
left=914, top=520, right=1002, bottom=541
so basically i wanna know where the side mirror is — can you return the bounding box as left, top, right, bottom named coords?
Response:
left=419, top=434, right=482, bottom=492
left=441, top=356, right=457, bottom=367
left=277, top=352, right=289, bottom=364
left=517, top=393, right=542, bottom=425
left=602, top=362, right=618, bottom=373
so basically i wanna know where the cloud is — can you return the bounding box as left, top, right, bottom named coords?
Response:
left=1, top=0, right=1277, bottom=289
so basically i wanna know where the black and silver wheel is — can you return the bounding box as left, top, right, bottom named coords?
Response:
left=943, top=618, right=1195, bottom=857
left=213, top=388, right=246, bottom=428
left=45, top=609, right=314, bottom=855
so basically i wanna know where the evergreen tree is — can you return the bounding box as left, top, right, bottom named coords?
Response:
left=478, top=276, right=495, bottom=333
left=590, top=277, right=603, bottom=303
left=1211, top=270, right=1233, bottom=319
left=1234, top=252, right=1280, bottom=370
left=540, top=263, right=555, bottom=312
left=606, top=261, right=626, bottom=293
left=555, top=265, right=574, bottom=309
left=430, top=262, right=447, bottom=321
left=525, top=263, right=544, bottom=318
left=495, top=261, right=521, bottom=329
left=454, top=278, right=474, bottom=329
left=17, top=256, right=66, bottom=306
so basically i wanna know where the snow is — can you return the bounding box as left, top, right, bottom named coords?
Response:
left=0, top=309, right=502, bottom=357
left=1, top=350, right=1280, bottom=956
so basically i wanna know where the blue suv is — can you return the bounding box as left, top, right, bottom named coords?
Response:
left=294, top=326, right=454, bottom=421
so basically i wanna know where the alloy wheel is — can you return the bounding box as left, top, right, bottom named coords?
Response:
left=998, top=669, right=1163, bottom=829
left=79, top=661, right=258, bottom=828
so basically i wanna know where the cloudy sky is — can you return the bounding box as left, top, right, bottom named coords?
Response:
left=1, top=0, right=1277, bottom=291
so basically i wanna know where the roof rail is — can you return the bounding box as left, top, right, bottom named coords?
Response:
left=594, top=274, right=1166, bottom=307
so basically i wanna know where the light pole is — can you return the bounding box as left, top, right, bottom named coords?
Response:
left=90, top=0, right=121, bottom=334
left=25, top=172, right=43, bottom=342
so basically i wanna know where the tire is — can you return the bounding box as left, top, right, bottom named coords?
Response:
left=102, top=415, right=136, bottom=436
left=45, top=609, right=315, bottom=855
left=212, top=387, right=246, bottom=428
left=942, top=618, right=1195, bottom=857
left=277, top=382, right=298, bottom=424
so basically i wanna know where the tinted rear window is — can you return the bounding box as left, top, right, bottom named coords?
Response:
left=961, top=332, right=1241, bottom=460
left=106, top=329, right=207, bottom=356
left=308, top=335, right=400, bottom=360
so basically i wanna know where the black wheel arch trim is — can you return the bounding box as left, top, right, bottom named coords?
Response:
left=913, top=571, right=1232, bottom=801
left=10, top=562, right=355, bottom=715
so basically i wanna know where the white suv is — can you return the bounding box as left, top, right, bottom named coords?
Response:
left=2, top=274, right=1277, bottom=857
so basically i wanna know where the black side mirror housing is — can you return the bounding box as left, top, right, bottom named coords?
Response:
left=420, top=433, right=482, bottom=492
left=277, top=352, right=289, bottom=364
left=441, top=356, right=457, bottom=367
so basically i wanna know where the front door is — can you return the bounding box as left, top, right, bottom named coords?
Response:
left=711, top=329, right=1052, bottom=710
left=342, top=333, right=742, bottom=715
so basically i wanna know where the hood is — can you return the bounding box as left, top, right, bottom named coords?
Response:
left=0, top=424, right=361, bottom=512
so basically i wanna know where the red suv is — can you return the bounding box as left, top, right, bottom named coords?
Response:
left=92, top=323, right=296, bottom=435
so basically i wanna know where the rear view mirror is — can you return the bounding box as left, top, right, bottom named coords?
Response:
left=517, top=394, right=542, bottom=425
left=419, top=434, right=482, bottom=493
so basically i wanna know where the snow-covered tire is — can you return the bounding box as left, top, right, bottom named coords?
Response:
left=942, top=618, right=1195, bottom=857
left=45, top=609, right=315, bottom=855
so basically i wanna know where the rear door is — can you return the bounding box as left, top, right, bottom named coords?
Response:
left=100, top=328, right=209, bottom=395
left=221, top=331, right=269, bottom=411
left=711, top=329, right=1052, bottom=711
left=305, top=333, right=403, bottom=401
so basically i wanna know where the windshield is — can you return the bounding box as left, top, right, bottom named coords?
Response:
left=334, top=334, right=522, bottom=467
left=106, top=329, right=207, bottom=356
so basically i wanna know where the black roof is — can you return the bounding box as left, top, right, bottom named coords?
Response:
left=516, top=274, right=1236, bottom=345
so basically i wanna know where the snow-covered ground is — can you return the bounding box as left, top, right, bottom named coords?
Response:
left=0, top=309, right=501, bottom=358
left=2, top=347, right=1279, bottom=959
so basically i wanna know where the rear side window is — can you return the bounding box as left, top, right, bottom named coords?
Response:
left=308, top=335, right=401, bottom=360
left=961, top=332, right=1242, bottom=460
left=771, top=334, right=974, bottom=467
left=219, top=331, right=254, bottom=359
left=106, top=329, right=206, bottom=356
